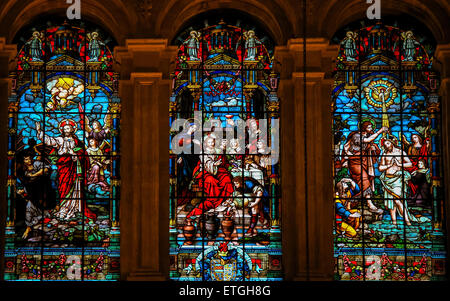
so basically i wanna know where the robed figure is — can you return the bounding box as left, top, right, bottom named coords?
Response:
left=341, top=121, right=388, bottom=213
left=36, top=120, right=96, bottom=220
left=186, top=136, right=234, bottom=219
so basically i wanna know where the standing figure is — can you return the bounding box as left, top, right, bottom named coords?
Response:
left=87, top=32, right=105, bottom=62
left=86, top=138, right=110, bottom=192
left=402, top=31, right=420, bottom=62
left=85, top=115, right=111, bottom=149
left=342, top=121, right=388, bottom=214
left=245, top=139, right=272, bottom=170
left=378, top=136, right=429, bottom=225
left=184, top=31, right=201, bottom=61
left=16, top=149, right=56, bottom=239
left=36, top=120, right=96, bottom=220
left=216, top=138, right=228, bottom=154
left=26, top=31, right=44, bottom=61
left=402, top=133, right=429, bottom=196
left=176, top=122, right=200, bottom=206
left=232, top=176, right=270, bottom=237
left=403, top=133, right=429, bottom=168
left=228, top=138, right=244, bottom=155
left=246, top=119, right=266, bottom=154
left=341, top=31, right=358, bottom=62
left=186, top=136, right=234, bottom=220
left=243, top=30, right=261, bottom=61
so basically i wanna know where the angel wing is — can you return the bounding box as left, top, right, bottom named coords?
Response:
left=84, top=116, right=93, bottom=134
left=103, top=114, right=112, bottom=131
left=364, top=86, right=379, bottom=101
left=86, top=32, right=93, bottom=41
left=424, top=124, right=431, bottom=139
left=401, top=134, right=411, bottom=152
left=99, top=117, right=112, bottom=155
left=384, top=86, right=394, bottom=98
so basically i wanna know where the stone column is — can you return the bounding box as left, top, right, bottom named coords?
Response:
left=435, top=43, right=450, bottom=262
left=114, top=39, right=177, bottom=281
left=0, top=38, right=16, bottom=281
left=275, top=38, right=339, bottom=280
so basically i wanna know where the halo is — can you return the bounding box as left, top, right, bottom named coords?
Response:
left=381, top=134, right=398, bottom=148
left=184, top=117, right=201, bottom=131
left=58, top=119, right=78, bottom=133
left=358, top=117, right=376, bottom=130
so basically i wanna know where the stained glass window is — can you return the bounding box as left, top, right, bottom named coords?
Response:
left=169, top=17, right=282, bottom=281
left=333, top=21, right=447, bottom=281
left=4, top=20, right=120, bottom=280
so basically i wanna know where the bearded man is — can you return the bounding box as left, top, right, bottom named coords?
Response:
left=342, top=121, right=388, bottom=214
left=36, top=120, right=96, bottom=221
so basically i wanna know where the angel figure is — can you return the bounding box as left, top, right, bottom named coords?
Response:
left=401, top=31, right=420, bottom=62
left=401, top=131, right=429, bottom=165
left=87, top=32, right=105, bottom=62
left=183, top=31, right=201, bottom=61
left=26, top=31, right=44, bottom=61
left=341, top=31, right=358, bottom=62
left=86, top=137, right=110, bottom=192
left=401, top=132, right=430, bottom=204
left=48, top=78, right=85, bottom=110
left=243, top=30, right=261, bottom=61
left=85, top=114, right=112, bottom=152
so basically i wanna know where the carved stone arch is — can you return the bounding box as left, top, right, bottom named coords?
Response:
left=315, top=0, right=450, bottom=43
left=156, top=0, right=295, bottom=46
left=0, top=0, right=137, bottom=45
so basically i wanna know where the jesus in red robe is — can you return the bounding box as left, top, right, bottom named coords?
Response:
left=36, top=120, right=96, bottom=221
left=186, top=136, right=234, bottom=219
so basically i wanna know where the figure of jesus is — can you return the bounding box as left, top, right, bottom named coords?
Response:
left=186, top=136, right=234, bottom=220
left=379, top=137, right=428, bottom=225
left=36, top=120, right=96, bottom=221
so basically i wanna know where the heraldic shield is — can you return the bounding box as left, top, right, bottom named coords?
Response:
left=211, top=258, right=238, bottom=281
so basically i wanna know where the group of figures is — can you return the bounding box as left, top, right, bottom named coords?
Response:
left=176, top=119, right=273, bottom=237
left=341, top=30, right=420, bottom=62
left=170, top=20, right=281, bottom=281
left=182, top=27, right=265, bottom=62
left=335, top=120, right=431, bottom=235
left=17, top=114, right=112, bottom=240
left=171, top=118, right=280, bottom=280
left=333, top=23, right=446, bottom=281
left=4, top=22, right=120, bottom=280
left=25, top=29, right=105, bottom=62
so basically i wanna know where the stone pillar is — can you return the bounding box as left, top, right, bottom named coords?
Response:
left=0, top=38, right=16, bottom=281
left=114, top=39, right=177, bottom=281
left=435, top=43, right=450, bottom=263
left=275, top=38, right=339, bottom=280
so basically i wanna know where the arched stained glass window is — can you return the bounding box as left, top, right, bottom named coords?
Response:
left=333, top=21, right=447, bottom=281
left=4, top=20, right=120, bottom=281
left=169, top=16, right=282, bottom=281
